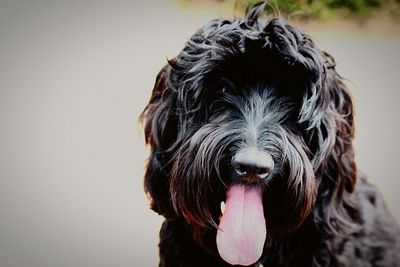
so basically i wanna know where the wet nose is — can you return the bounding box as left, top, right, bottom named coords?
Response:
left=232, top=147, right=274, bottom=183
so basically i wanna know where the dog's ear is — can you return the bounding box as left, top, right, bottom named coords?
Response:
left=299, top=51, right=358, bottom=234
left=140, top=65, right=177, bottom=218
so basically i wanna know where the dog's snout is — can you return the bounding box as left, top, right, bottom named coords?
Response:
left=232, top=147, right=274, bottom=183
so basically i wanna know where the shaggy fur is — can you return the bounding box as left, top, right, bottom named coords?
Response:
left=141, top=2, right=400, bottom=266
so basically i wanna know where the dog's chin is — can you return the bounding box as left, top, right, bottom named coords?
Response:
left=216, top=184, right=267, bottom=266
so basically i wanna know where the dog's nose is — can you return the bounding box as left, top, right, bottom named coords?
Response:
left=232, top=147, right=274, bottom=183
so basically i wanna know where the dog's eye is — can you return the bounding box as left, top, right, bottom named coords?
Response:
left=221, top=86, right=235, bottom=95
left=221, top=87, right=234, bottom=96
left=219, top=78, right=236, bottom=95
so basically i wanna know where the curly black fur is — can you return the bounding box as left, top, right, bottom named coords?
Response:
left=141, top=2, right=400, bottom=266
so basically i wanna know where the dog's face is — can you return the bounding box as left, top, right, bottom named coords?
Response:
left=142, top=3, right=356, bottom=266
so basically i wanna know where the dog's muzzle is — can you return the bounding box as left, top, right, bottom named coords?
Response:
left=216, top=147, right=272, bottom=266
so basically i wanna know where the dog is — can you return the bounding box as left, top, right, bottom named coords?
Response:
left=140, top=2, right=400, bottom=266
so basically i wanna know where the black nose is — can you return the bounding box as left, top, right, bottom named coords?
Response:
left=232, top=147, right=274, bottom=183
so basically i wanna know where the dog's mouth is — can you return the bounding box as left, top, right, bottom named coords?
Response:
left=216, top=184, right=266, bottom=266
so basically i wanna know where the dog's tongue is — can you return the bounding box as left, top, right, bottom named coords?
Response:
left=216, top=185, right=266, bottom=266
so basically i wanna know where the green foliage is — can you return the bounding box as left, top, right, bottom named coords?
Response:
left=237, top=0, right=399, bottom=19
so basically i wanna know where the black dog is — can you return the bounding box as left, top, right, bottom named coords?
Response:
left=141, top=2, right=400, bottom=266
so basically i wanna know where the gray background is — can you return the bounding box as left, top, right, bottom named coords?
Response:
left=0, top=0, right=399, bottom=266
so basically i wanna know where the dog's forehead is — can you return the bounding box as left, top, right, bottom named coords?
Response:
left=170, top=17, right=325, bottom=103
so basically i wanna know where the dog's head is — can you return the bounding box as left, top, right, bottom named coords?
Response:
left=141, top=2, right=357, bottom=265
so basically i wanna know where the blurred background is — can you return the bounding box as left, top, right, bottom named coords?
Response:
left=0, top=0, right=399, bottom=266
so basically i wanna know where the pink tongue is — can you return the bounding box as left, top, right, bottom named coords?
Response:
left=216, top=185, right=266, bottom=266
